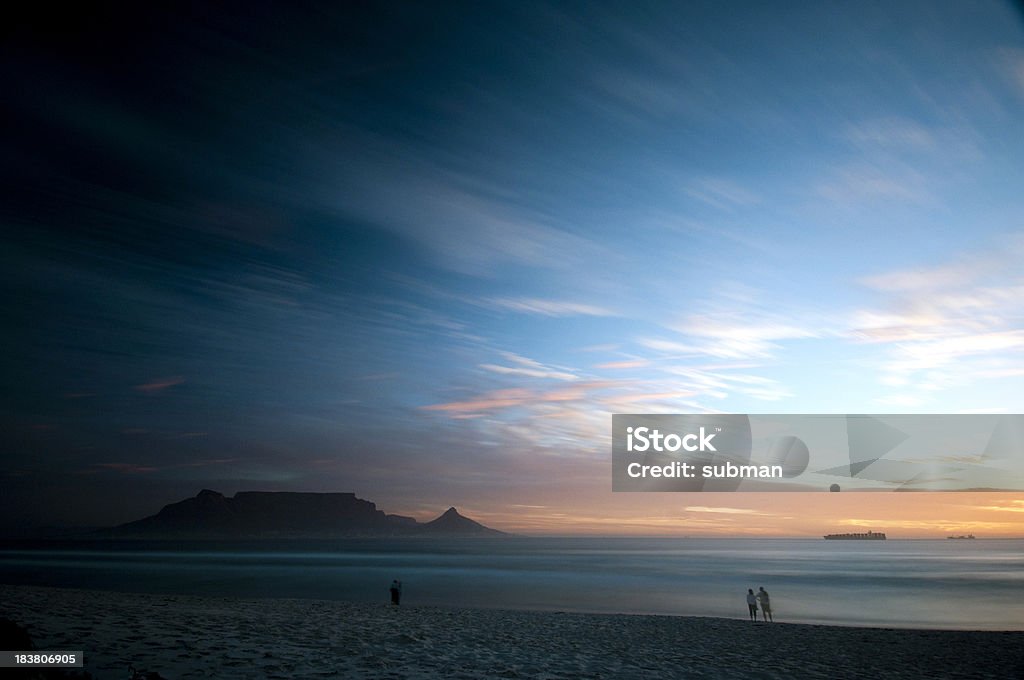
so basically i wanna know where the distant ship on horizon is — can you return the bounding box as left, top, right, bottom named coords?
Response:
left=947, top=534, right=976, bottom=539
left=823, top=531, right=886, bottom=540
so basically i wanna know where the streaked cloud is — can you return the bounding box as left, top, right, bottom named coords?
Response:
left=974, top=500, right=1024, bottom=514
left=594, top=359, right=650, bottom=369
left=840, top=517, right=1017, bottom=532
left=859, top=262, right=981, bottom=294
left=326, top=143, right=610, bottom=277
left=421, top=388, right=536, bottom=414
left=995, top=47, right=1024, bottom=98
left=657, top=314, right=818, bottom=360
left=683, top=506, right=767, bottom=515
left=480, top=352, right=578, bottom=381
left=849, top=237, right=1024, bottom=398
left=817, top=161, right=931, bottom=205
left=844, top=117, right=935, bottom=151
left=489, top=298, right=617, bottom=317
left=685, top=177, right=759, bottom=210
left=422, top=380, right=617, bottom=417
left=134, top=377, right=185, bottom=393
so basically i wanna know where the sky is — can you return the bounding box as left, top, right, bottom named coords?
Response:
left=3, top=1, right=1024, bottom=536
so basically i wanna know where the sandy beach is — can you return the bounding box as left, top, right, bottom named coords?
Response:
left=2, top=584, right=1022, bottom=679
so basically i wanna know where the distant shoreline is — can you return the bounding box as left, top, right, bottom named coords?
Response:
left=1, top=582, right=1022, bottom=632
left=3, top=584, right=1022, bottom=679
left=4, top=534, right=1022, bottom=543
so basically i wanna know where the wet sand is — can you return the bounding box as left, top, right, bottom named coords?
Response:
left=2, top=584, right=1022, bottom=679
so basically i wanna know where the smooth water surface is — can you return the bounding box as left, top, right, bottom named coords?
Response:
left=2, top=537, right=1021, bottom=630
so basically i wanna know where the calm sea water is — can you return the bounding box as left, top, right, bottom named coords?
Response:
left=1, top=538, right=1021, bottom=630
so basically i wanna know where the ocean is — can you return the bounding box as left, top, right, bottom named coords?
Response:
left=2, top=537, right=1021, bottom=631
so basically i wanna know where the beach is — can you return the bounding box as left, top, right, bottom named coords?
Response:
left=2, top=585, right=1022, bottom=679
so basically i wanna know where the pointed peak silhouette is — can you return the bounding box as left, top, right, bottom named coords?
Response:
left=421, top=506, right=505, bottom=535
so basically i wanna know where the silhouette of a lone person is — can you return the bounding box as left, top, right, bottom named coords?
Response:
left=389, top=579, right=402, bottom=606
left=757, top=586, right=772, bottom=622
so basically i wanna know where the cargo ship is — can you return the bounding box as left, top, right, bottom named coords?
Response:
left=823, top=531, right=886, bottom=540
left=947, top=534, right=975, bottom=539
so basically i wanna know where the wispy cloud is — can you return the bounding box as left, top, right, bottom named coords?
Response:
left=489, top=298, right=616, bottom=317
left=421, top=388, right=535, bottom=414
left=840, top=517, right=1017, bottom=531
left=661, top=365, right=792, bottom=402
left=685, top=177, right=759, bottom=210
left=325, top=141, right=609, bottom=277
left=480, top=352, right=578, bottom=381
left=859, top=265, right=981, bottom=294
left=134, top=376, right=185, bottom=393
left=423, top=381, right=617, bottom=416
left=648, top=314, right=818, bottom=360
left=844, top=117, right=935, bottom=151
left=594, top=359, right=650, bottom=369
left=817, top=162, right=931, bottom=205
left=818, top=111, right=983, bottom=211
left=849, top=237, right=1024, bottom=397
left=973, top=499, right=1024, bottom=514
left=995, top=47, right=1024, bottom=99
left=684, top=506, right=768, bottom=515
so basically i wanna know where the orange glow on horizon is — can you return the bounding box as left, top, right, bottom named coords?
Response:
left=413, top=493, right=1024, bottom=538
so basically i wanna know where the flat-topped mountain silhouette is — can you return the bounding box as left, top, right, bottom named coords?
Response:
left=103, top=490, right=505, bottom=538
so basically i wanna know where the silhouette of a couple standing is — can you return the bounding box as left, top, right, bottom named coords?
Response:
left=746, top=587, right=772, bottom=622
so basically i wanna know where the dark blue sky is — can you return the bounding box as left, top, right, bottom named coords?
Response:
left=4, top=2, right=1024, bottom=534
